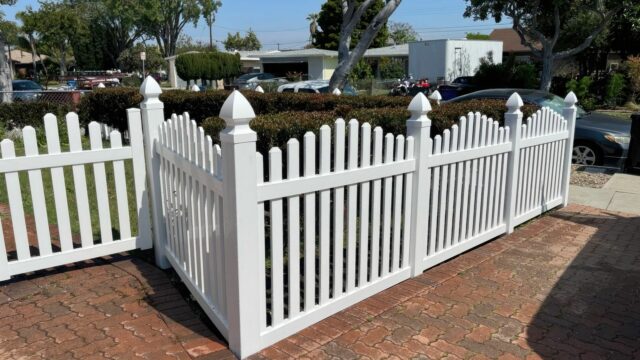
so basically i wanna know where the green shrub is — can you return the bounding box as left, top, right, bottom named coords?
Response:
left=473, top=57, right=539, bottom=89
left=378, top=57, right=405, bottom=80
left=175, top=52, right=241, bottom=85
left=0, top=101, right=72, bottom=130
left=202, top=99, right=539, bottom=153
left=566, top=76, right=596, bottom=110
left=605, top=73, right=626, bottom=107
left=79, top=88, right=413, bottom=130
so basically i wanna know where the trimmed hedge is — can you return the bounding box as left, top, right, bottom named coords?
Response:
left=0, top=101, right=73, bottom=130
left=202, top=99, right=539, bottom=154
left=78, top=88, right=413, bottom=131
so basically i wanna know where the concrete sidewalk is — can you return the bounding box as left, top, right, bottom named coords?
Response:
left=570, top=173, right=640, bottom=214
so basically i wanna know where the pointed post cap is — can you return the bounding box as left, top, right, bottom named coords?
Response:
left=332, top=88, right=341, bottom=96
left=429, top=90, right=442, bottom=103
left=97, top=82, right=106, bottom=88
left=564, top=91, right=578, bottom=107
left=191, top=84, right=200, bottom=92
left=506, top=92, right=523, bottom=112
left=140, top=75, right=162, bottom=100
left=219, top=90, right=256, bottom=127
left=408, top=92, right=432, bottom=117
left=254, top=85, right=265, bottom=93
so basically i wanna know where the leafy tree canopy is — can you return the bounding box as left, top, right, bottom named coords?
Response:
left=314, top=0, right=389, bottom=50
left=223, top=29, right=261, bottom=51
left=388, top=22, right=419, bottom=44
left=466, top=32, right=490, bottom=40
left=117, top=43, right=164, bottom=73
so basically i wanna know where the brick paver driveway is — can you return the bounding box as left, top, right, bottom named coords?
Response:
left=256, top=204, right=640, bottom=359
left=1, top=204, right=638, bottom=359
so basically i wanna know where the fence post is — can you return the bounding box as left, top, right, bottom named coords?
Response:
left=561, top=92, right=578, bottom=207
left=220, top=91, right=262, bottom=358
left=406, top=93, right=432, bottom=276
left=139, top=76, right=169, bottom=269
left=504, top=92, right=524, bottom=234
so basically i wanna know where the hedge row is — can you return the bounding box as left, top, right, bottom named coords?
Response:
left=202, top=99, right=539, bottom=154
left=0, top=101, right=72, bottom=130
left=77, top=88, right=413, bottom=130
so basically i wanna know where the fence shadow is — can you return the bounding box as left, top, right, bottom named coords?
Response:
left=527, top=209, right=640, bottom=358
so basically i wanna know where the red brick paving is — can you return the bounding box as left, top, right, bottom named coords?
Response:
left=2, top=204, right=639, bottom=359
left=0, top=255, right=233, bottom=359
left=254, top=204, right=640, bottom=359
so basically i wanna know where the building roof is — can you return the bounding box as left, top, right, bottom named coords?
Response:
left=6, top=49, right=47, bottom=64
left=259, top=48, right=338, bottom=59
left=489, top=28, right=539, bottom=53
left=234, top=50, right=280, bottom=61
left=364, top=44, right=409, bottom=58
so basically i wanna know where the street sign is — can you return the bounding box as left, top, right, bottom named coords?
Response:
left=140, top=51, right=146, bottom=61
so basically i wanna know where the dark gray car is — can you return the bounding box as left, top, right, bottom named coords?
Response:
left=448, top=89, right=631, bottom=168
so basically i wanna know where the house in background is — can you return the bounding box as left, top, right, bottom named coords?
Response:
left=259, top=49, right=338, bottom=80
left=489, top=28, right=537, bottom=62
left=6, top=49, right=48, bottom=79
left=409, top=39, right=503, bottom=84
left=363, top=44, right=409, bottom=78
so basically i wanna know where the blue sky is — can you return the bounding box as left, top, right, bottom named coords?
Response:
left=2, top=0, right=507, bottom=50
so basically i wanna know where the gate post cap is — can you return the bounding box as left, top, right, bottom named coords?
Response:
left=220, top=90, right=256, bottom=127
left=564, top=91, right=578, bottom=107
left=140, top=76, right=162, bottom=100
left=506, top=92, right=523, bottom=112
left=408, top=92, right=432, bottom=116
left=429, top=90, right=442, bottom=103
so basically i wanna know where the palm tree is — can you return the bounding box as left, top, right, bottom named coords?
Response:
left=307, top=13, right=319, bottom=45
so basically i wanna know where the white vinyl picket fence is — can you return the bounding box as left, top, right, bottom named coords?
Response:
left=150, top=87, right=577, bottom=357
left=0, top=76, right=578, bottom=359
left=0, top=111, right=151, bottom=281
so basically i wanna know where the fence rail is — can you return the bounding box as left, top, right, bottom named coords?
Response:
left=0, top=76, right=578, bottom=359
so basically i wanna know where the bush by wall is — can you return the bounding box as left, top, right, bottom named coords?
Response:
left=175, top=52, right=242, bottom=85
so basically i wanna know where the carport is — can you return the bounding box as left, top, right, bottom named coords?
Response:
left=259, top=49, right=338, bottom=80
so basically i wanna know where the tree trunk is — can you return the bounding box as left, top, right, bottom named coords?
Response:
left=0, top=33, right=12, bottom=103
left=209, top=24, right=213, bottom=49
left=539, top=50, right=554, bottom=92
left=29, top=35, right=38, bottom=82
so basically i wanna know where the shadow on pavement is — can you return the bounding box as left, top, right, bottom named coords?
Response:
left=527, top=209, right=640, bottom=359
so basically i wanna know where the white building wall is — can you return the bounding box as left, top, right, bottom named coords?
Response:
left=307, top=57, right=324, bottom=80
left=409, top=40, right=503, bottom=84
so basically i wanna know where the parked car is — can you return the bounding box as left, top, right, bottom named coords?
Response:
left=436, top=76, right=477, bottom=100
left=11, top=80, right=43, bottom=101
left=448, top=88, right=631, bottom=168
left=231, top=72, right=284, bottom=90
left=277, top=80, right=357, bottom=95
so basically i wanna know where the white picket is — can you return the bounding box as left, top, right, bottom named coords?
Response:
left=67, top=113, right=93, bottom=248
left=303, top=132, right=316, bottom=310
left=392, top=135, right=405, bottom=270
left=428, top=135, right=441, bottom=254
left=333, top=119, right=345, bottom=296
left=437, top=131, right=450, bottom=251
left=257, top=152, right=266, bottom=330
left=346, top=120, right=359, bottom=291
left=286, top=139, right=300, bottom=317
left=1, top=139, right=29, bottom=259
left=370, top=127, right=383, bottom=280
left=268, top=148, right=284, bottom=325
left=453, top=118, right=466, bottom=245
left=459, top=116, right=471, bottom=242
left=381, top=133, right=394, bottom=275
left=89, top=122, right=113, bottom=245
left=46, top=115, right=74, bottom=251
left=319, top=125, right=331, bottom=302
left=401, top=137, right=414, bottom=267
left=23, top=127, right=52, bottom=255
left=358, top=123, right=371, bottom=285
left=445, top=125, right=458, bottom=248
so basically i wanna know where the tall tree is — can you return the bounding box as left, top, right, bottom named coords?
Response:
left=388, top=21, right=419, bottom=44
left=0, top=0, right=17, bottom=101
left=223, top=29, right=261, bottom=51
left=464, top=0, right=629, bottom=91
left=328, top=0, right=402, bottom=91
left=314, top=0, right=390, bottom=51
left=307, top=13, right=319, bottom=44
left=19, top=2, right=83, bottom=77
left=199, top=0, right=222, bottom=49
left=139, top=0, right=205, bottom=57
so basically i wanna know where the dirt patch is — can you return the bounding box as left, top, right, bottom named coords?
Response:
left=570, top=165, right=615, bottom=188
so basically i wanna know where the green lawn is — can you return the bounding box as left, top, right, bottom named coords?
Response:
left=0, top=135, right=138, bottom=244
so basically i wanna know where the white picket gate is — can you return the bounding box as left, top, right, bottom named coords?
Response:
left=0, top=76, right=578, bottom=358
left=0, top=110, right=151, bottom=281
